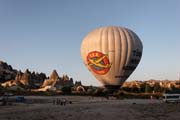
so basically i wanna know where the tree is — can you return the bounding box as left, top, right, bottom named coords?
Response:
left=61, top=86, right=72, bottom=94
left=121, top=87, right=131, bottom=92
left=139, top=82, right=146, bottom=93
left=153, top=83, right=161, bottom=93
left=145, top=84, right=153, bottom=93
left=93, top=88, right=106, bottom=96
left=130, top=85, right=139, bottom=93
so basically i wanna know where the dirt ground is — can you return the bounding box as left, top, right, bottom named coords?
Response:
left=0, top=96, right=180, bottom=120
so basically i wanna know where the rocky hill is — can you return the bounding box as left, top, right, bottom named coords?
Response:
left=0, top=60, right=47, bottom=88
left=41, top=70, right=59, bottom=88
left=122, top=80, right=180, bottom=93
left=0, top=60, right=74, bottom=92
left=0, top=60, right=17, bottom=83
left=38, top=70, right=74, bottom=91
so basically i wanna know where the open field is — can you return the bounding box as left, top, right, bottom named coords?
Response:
left=0, top=96, right=180, bottom=120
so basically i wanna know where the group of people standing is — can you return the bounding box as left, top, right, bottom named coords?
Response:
left=53, top=98, right=69, bottom=106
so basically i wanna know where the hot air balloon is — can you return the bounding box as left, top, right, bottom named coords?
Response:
left=81, top=26, right=143, bottom=93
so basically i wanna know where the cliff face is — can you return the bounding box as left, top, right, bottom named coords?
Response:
left=0, top=60, right=17, bottom=82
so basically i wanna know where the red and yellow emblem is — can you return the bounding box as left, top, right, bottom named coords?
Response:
left=87, top=51, right=111, bottom=75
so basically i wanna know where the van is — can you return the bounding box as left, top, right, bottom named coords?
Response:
left=162, top=94, right=180, bottom=103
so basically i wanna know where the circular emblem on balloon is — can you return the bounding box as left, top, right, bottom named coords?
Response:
left=87, top=51, right=111, bottom=75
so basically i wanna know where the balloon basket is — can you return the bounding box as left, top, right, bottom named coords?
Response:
left=104, top=85, right=121, bottom=96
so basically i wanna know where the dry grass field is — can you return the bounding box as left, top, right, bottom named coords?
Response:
left=0, top=96, right=180, bottom=120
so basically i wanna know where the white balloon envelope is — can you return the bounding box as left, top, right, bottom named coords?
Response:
left=81, top=26, right=143, bottom=90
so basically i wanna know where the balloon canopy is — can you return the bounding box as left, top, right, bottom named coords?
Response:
left=81, top=26, right=143, bottom=92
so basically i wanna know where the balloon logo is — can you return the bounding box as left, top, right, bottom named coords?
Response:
left=81, top=26, right=143, bottom=91
left=87, top=51, right=111, bottom=75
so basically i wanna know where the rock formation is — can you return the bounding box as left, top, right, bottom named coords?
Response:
left=0, top=60, right=75, bottom=92
left=0, top=59, right=47, bottom=88
left=41, top=70, right=59, bottom=88
left=19, top=69, right=30, bottom=86
left=56, top=75, right=74, bottom=88
left=39, top=70, right=74, bottom=91
left=61, top=75, right=69, bottom=81
left=0, top=60, right=17, bottom=82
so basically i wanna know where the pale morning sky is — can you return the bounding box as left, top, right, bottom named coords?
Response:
left=0, top=0, right=180, bottom=86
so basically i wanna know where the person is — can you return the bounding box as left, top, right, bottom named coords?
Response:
left=53, top=98, right=55, bottom=105
left=150, top=95, right=153, bottom=99
left=57, top=98, right=60, bottom=105
left=62, top=98, right=66, bottom=106
left=1, top=97, right=7, bottom=106
left=1, top=96, right=8, bottom=106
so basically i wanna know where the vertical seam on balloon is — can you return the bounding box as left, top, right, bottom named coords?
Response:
left=122, top=28, right=128, bottom=83
left=126, top=29, right=134, bottom=82
left=118, top=28, right=122, bottom=73
left=135, top=33, right=143, bottom=51
left=131, top=31, right=143, bottom=74
left=107, top=27, right=110, bottom=83
left=125, top=28, right=133, bottom=82
left=112, top=27, right=116, bottom=72
left=102, top=27, right=108, bottom=54
left=97, top=28, right=100, bottom=51
left=106, top=27, right=109, bottom=55
left=136, top=33, right=143, bottom=58
left=129, top=30, right=136, bottom=52
left=118, top=27, right=122, bottom=75
left=131, top=31, right=136, bottom=65
left=102, top=27, right=107, bottom=84
left=121, top=28, right=127, bottom=80
left=99, top=28, right=104, bottom=84
left=124, top=28, right=130, bottom=66
left=129, top=30, right=137, bottom=68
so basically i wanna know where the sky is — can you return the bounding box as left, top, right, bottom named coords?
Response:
left=0, top=0, right=180, bottom=86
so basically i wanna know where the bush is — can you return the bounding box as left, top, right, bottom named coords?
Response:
left=145, top=84, right=153, bottom=93
left=93, top=88, right=107, bottom=96
left=61, top=86, right=72, bottom=94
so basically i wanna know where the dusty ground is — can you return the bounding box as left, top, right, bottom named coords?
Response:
left=0, top=96, right=180, bottom=120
